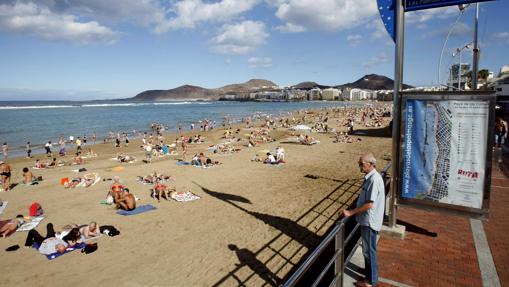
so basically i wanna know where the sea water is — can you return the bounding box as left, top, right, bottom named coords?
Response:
left=0, top=100, right=354, bottom=156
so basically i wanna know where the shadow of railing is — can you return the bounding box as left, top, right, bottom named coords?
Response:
left=194, top=177, right=363, bottom=286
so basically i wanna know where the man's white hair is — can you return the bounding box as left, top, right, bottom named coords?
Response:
left=361, top=153, right=377, bottom=166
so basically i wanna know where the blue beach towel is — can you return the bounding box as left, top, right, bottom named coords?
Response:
left=33, top=242, right=86, bottom=260
left=116, top=204, right=156, bottom=216
left=176, top=161, right=191, bottom=166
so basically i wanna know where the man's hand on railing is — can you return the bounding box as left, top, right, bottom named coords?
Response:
left=342, top=209, right=353, bottom=217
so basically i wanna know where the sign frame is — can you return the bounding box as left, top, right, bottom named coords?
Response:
left=397, top=91, right=496, bottom=219
left=404, top=0, right=494, bottom=11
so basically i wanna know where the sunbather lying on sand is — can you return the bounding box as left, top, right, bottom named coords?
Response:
left=80, top=221, right=101, bottom=239
left=0, top=215, right=25, bottom=238
left=116, top=154, right=135, bottom=163
left=137, top=172, right=172, bottom=184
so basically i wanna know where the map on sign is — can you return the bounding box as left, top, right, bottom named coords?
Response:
left=401, top=99, right=489, bottom=209
left=405, top=0, right=494, bottom=11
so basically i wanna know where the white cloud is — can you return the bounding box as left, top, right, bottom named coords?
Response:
left=346, top=34, right=362, bottom=46
left=275, top=22, right=306, bottom=33
left=367, top=19, right=388, bottom=40
left=363, top=52, right=389, bottom=68
left=271, top=0, right=378, bottom=33
left=248, top=57, right=272, bottom=68
left=406, top=6, right=458, bottom=24
left=47, top=0, right=167, bottom=27
left=210, top=21, right=269, bottom=54
left=155, top=0, right=260, bottom=33
left=492, top=31, right=509, bottom=44
left=0, top=2, right=120, bottom=44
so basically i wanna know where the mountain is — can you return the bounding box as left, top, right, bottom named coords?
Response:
left=338, top=74, right=413, bottom=90
left=291, top=81, right=331, bottom=90
left=131, top=74, right=412, bottom=101
left=132, top=79, right=278, bottom=101
left=218, top=79, right=278, bottom=94
left=133, top=85, right=217, bottom=101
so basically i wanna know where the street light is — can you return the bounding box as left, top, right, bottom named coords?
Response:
left=452, top=43, right=472, bottom=90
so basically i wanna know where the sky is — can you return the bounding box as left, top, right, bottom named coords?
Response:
left=0, top=0, right=508, bottom=101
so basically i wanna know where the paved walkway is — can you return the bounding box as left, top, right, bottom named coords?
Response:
left=372, top=162, right=509, bottom=287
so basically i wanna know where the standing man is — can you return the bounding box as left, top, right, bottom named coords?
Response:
left=26, top=142, right=32, bottom=158
left=44, top=141, right=52, bottom=157
left=342, top=153, right=385, bottom=287
left=0, top=161, right=11, bottom=192
left=2, top=142, right=8, bottom=159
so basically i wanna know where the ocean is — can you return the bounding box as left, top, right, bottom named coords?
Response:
left=0, top=100, right=354, bottom=157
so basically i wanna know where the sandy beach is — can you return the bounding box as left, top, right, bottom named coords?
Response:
left=0, top=107, right=392, bottom=287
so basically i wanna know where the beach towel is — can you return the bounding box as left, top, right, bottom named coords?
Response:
left=112, top=166, right=124, bottom=172
left=32, top=242, right=86, bottom=260
left=170, top=191, right=201, bottom=202
left=176, top=161, right=191, bottom=166
left=0, top=201, right=7, bottom=215
left=17, top=216, right=45, bottom=232
left=116, top=204, right=156, bottom=216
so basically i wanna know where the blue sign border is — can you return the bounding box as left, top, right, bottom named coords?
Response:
left=405, top=0, right=494, bottom=11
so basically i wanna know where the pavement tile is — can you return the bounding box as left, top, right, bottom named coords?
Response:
left=376, top=164, right=509, bottom=287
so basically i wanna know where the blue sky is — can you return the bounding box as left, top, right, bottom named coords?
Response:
left=0, top=0, right=508, bottom=100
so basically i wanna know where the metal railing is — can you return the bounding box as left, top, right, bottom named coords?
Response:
left=282, top=164, right=392, bottom=287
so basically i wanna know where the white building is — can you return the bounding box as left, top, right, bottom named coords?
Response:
left=322, top=88, right=340, bottom=101
left=347, top=88, right=374, bottom=101
left=448, top=63, right=470, bottom=90
left=307, top=88, right=322, bottom=101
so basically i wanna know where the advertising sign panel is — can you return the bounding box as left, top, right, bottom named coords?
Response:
left=400, top=92, right=495, bottom=216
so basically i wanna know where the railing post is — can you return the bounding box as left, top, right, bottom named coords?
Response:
left=334, top=223, right=345, bottom=287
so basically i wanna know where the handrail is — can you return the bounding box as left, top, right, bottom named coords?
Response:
left=282, top=162, right=392, bottom=287
left=282, top=220, right=348, bottom=287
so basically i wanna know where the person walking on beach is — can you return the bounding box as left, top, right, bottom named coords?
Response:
left=342, top=153, right=385, bottom=287
left=92, top=132, right=97, bottom=145
left=45, top=141, right=52, bottom=157
left=76, top=137, right=82, bottom=153
left=26, top=142, right=32, bottom=158
left=2, top=143, right=8, bottom=159
left=0, top=161, right=12, bottom=192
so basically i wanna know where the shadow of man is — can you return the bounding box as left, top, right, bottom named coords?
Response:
left=228, top=244, right=280, bottom=286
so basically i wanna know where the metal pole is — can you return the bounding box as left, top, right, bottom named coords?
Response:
left=389, top=0, right=404, bottom=228
left=334, top=225, right=345, bottom=287
left=472, top=3, right=480, bottom=90
left=458, top=50, right=462, bottom=90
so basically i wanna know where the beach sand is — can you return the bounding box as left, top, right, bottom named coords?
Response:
left=0, top=112, right=392, bottom=287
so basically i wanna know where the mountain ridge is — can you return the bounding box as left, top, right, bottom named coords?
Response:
left=131, top=74, right=413, bottom=101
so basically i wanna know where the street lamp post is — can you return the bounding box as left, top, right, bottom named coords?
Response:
left=453, top=43, right=472, bottom=90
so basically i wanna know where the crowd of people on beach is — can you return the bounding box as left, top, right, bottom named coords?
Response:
left=0, top=103, right=395, bottom=261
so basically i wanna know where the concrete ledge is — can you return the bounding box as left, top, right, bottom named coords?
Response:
left=380, top=224, right=406, bottom=240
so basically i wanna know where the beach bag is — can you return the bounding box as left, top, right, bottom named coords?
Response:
left=60, top=177, right=69, bottom=186
left=82, top=243, right=98, bottom=254
left=106, top=194, right=114, bottom=205
left=29, top=202, right=43, bottom=217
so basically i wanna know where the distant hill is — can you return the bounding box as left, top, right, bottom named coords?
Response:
left=291, top=81, right=331, bottom=90
left=338, top=74, right=413, bottom=90
left=132, top=79, right=278, bottom=101
left=130, top=74, right=412, bottom=101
